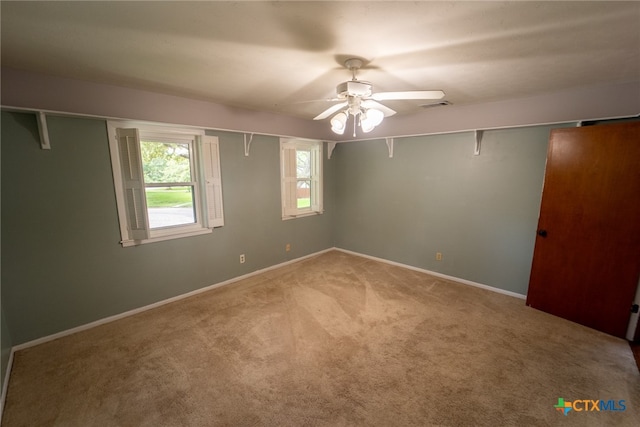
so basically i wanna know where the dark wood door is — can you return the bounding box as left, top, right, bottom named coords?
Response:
left=526, top=122, right=640, bottom=338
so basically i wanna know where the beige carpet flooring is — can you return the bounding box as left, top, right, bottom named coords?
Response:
left=2, top=250, right=639, bottom=426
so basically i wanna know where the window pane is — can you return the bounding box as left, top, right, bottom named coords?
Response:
left=146, top=186, right=196, bottom=228
left=297, top=180, right=311, bottom=208
left=296, top=149, right=311, bottom=179
left=141, top=141, right=192, bottom=183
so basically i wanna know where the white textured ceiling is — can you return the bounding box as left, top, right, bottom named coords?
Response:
left=1, top=1, right=639, bottom=121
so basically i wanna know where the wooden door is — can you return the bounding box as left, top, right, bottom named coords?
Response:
left=526, top=122, right=640, bottom=338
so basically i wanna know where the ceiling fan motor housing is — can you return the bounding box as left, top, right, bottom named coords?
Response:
left=337, top=81, right=372, bottom=98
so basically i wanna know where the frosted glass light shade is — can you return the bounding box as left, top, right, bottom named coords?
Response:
left=331, top=112, right=348, bottom=134
left=367, top=108, right=384, bottom=126
left=360, top=114, right=375, bottom=133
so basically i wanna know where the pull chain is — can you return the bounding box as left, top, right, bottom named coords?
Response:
left=353, top=114, right=357, bottom=137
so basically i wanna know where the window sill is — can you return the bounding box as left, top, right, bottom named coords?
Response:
left=282, top=211, right=323, bottom=221
left=121, top=228, right=212, bottom=247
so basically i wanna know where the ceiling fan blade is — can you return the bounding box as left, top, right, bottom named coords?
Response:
left=294, top=97, right=342, bottom=105
left=361, top=100, right=397, bottom=117
left=313, top=101, right=348, bottom=120
left=371, top=90, right=445, bottom=101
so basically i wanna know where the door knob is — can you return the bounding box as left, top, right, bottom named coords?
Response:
left=537, top=229, right=548, bottom=237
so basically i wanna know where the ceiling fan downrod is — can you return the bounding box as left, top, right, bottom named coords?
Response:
left=345, top=58, right=363, bottom=80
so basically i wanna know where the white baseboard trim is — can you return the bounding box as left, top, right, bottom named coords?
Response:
left=334, top=248, right=527, bottom=300
left=9, top=246, right=525, bottom=353
left=12, top=248, right=334, bottom=352
left=0, top=348, right=15, bottom=423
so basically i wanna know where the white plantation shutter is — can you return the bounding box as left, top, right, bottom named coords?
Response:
left=282, top=144, right=298, bottom=217
left=116, top=128, right=149, bottom=240
left=201, top=135, right=224, bottom=227
left=311, top=144, right=323, bottom=213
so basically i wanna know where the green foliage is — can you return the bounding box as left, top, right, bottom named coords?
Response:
left=141, top=141, right=191, bottom=183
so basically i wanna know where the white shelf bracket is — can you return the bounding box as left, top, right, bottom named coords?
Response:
left=37, top=111, right=51, bottom=150
left=474, top=130, right=483, bottom=156
left=243, top=133, right=254, bottom=156
left=327, top=142, right=337, bottom=159
left=385, top=137, right=394, bottom=158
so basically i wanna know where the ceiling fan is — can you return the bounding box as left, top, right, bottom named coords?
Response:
left=313, top=58, right=445, bottom=136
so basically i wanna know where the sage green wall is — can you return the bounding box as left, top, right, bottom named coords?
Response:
left=0, top=109, right=570, bottom=345
left=332, top=125, right=566, bottom=295
left=0, top=112, right=334, bottom=345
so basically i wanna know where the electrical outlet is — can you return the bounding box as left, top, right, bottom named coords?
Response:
left=240, top=254, right=246, bottom=264
left=436, top=252, right=442, bottom=261
left=285, top=243, right=291, bottom=252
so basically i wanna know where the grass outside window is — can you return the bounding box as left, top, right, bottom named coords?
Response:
left=145, top=187, right=193, bottom=207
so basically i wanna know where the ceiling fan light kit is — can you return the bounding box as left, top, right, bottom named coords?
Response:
left=314, top=58, right=446, bottom=137
left=328, top=95, right=385, bottom=136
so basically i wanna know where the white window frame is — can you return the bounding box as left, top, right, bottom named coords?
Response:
left=108, top=120, right=224, bottom=246
left=280, top=138, right=323, bottom=220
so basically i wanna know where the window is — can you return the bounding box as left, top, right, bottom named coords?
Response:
left=280, top=138, right=323, bottom=219
left=108, top=121, right=224, bottom=246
